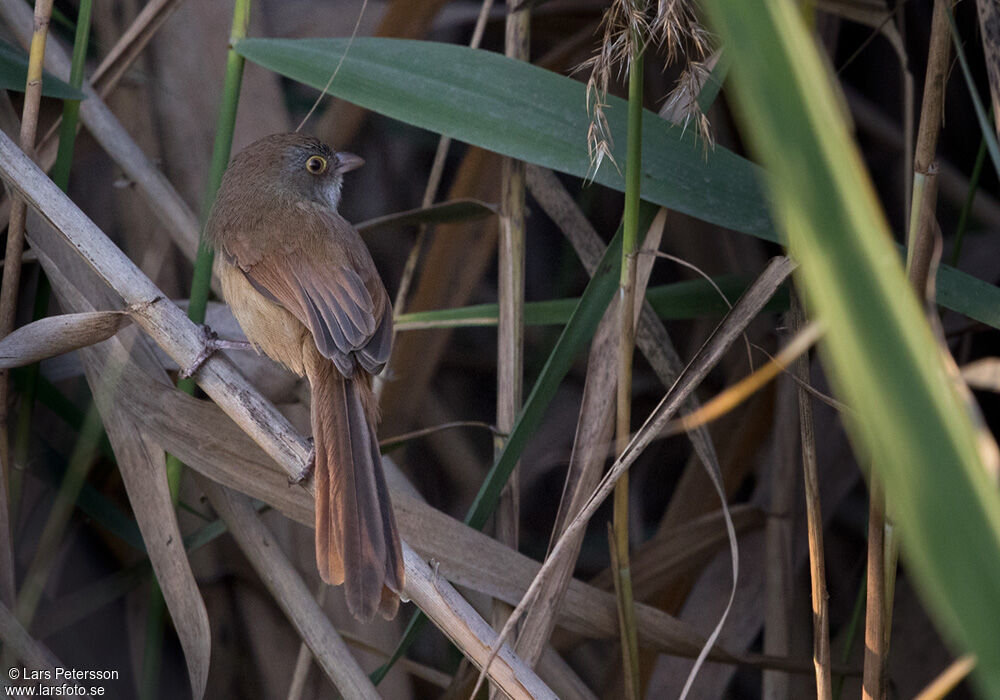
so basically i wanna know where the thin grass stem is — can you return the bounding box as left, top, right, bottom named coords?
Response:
left=791, top=295, right=833, bottom=699
left=491, top=0, right=530, bottom=665
left=612, top=25, right=644, bottom=700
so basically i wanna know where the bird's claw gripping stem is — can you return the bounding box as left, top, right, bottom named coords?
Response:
left=180, top=324, right=252, bottom=378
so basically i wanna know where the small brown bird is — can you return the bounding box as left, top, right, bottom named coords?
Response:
left=205, top=133, right=403, bottom=620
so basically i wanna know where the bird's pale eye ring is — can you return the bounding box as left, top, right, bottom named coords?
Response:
left=305, top=155, right=328, bottom=174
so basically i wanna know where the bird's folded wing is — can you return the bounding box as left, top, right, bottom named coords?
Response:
left=223, top=237, right=392, bottom=377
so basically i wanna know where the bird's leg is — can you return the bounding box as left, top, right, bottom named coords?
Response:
left=289, top=437, right=315, bottom=485
left=180, top=324, right=253, bottom=378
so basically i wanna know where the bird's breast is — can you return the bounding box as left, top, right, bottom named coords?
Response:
left=218, top=259, right=310, bottom=377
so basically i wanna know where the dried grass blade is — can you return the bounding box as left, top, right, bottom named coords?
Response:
left=0, top=311, right=130, bottom=368
left=791, top=297, right=833, bottom=699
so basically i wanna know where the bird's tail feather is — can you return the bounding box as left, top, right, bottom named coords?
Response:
left=307, top=351, right=403, bottom=620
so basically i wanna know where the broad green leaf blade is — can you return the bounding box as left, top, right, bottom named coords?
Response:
left=701, top=0, right=1000, bottom=696
left=0, top=39, right=85, bottom=100
left=235, top=37, right=772, bottom=238
left=235, top=37, right=1000, bottom=332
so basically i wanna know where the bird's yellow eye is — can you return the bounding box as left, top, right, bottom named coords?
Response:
left=305, top=155, right=328, bottom=174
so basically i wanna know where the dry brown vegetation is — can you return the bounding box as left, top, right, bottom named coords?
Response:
left=1, top=1, right=999, bottom=699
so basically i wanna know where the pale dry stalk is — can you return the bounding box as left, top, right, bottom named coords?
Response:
left=861, top=3, right=955, bottom=696
left=791, top=296, right=832, bottom=700
left=863, top=475, right=887, bottom=700
left=492, top=0, right=530, bottom=653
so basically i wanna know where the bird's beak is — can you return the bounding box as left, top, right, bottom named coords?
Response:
left=335, top=152, right=365, bottom=174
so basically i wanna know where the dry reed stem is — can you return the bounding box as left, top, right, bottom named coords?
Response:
left=492, top=0, right=531, bottom=654
left=791, top=296, right=833, bottom=700
left=861, top=5, right=953, bottom=695
left=285, top=584, right=326, bottom=700
left=846, top=86, right=1000, bottom=228
left=907, top=167, right=940, bottom=300
left=863, top=473, right=887, bottom=700
left=861, top=5, right=955, bottom=694
left=913, top=0, right=954, bottom=175
left=0, top=129, right=553, bottom=700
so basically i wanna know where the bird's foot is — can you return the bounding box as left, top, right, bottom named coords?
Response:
left=289, top=438, right=315, bottom=486
left=180, top=324, right=253, bottom=379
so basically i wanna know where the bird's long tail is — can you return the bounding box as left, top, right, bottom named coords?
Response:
left=306, top=349, right=403, bottom=620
